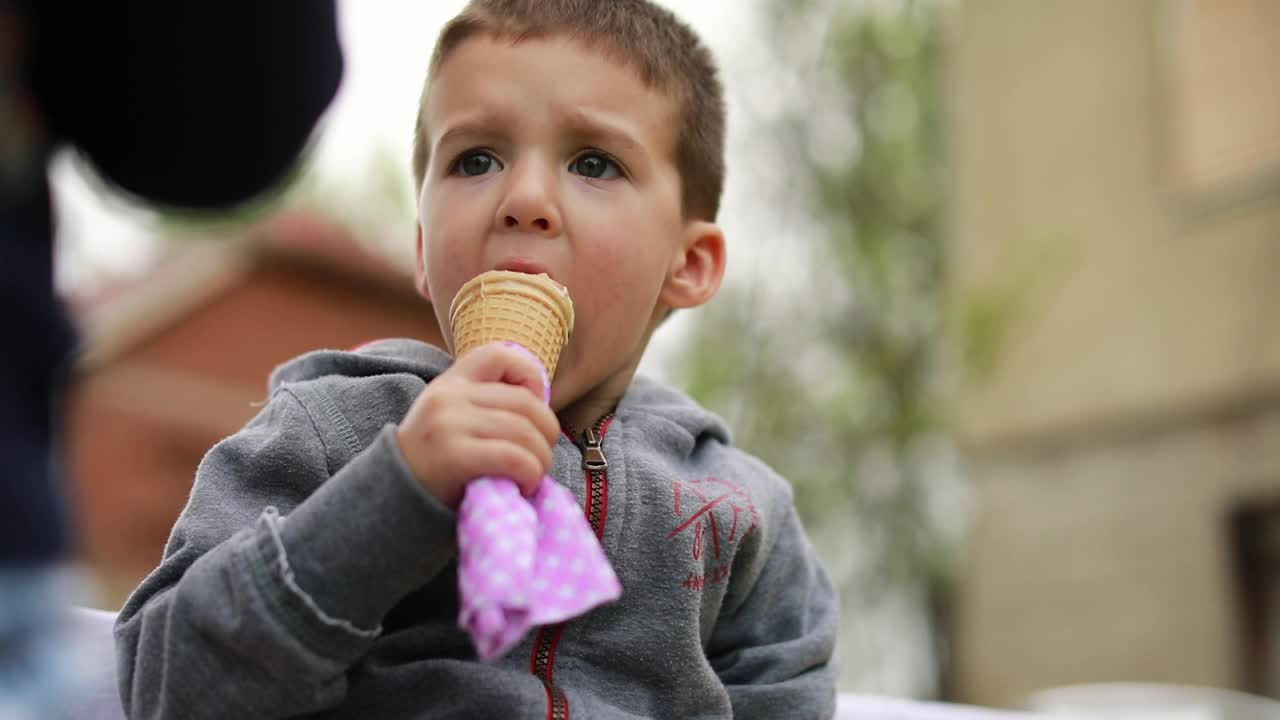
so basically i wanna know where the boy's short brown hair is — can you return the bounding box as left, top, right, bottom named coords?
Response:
left=412, top=0, right=726, bottom=221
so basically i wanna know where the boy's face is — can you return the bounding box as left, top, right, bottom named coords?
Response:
left=417, top=34, right=722, bottom=421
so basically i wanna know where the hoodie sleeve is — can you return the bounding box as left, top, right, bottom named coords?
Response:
left=705, top=499, right=840, bottom=719
left=114, top=387, right=458, bottom=720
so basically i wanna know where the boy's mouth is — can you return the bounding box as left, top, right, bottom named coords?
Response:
left=494, top=258, right=551, bottom=278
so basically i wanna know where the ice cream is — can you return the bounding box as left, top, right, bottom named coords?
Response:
left=448, top=270, right=574, bottom=378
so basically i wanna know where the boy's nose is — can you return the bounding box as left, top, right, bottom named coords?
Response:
left=504, top=214, right=552, bottom=232
left=496, top=160, right=561, bottom=236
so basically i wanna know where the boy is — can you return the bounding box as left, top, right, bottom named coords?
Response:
left=115, top=1, right=839, bottom=718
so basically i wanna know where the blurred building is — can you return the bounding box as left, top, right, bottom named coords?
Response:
left=946, top=0, right=1280, bottom=706
left=66, top=210, right=443, bottom=607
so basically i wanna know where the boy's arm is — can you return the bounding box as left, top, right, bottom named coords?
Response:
left=706, top=501, right=840, bottom=720
left=114, top=388, right=457, bottom=719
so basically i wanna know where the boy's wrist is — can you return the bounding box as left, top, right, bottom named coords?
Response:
left=393, top=422, right=461, bottom=509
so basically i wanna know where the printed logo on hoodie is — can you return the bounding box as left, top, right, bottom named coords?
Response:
left=669, top=477, right=758, bottom=591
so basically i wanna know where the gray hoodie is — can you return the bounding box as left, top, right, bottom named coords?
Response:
left=115, top=339, right=838, bottom=719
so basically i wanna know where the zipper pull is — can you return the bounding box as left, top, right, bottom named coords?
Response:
left=582, top=426, right=608, bottom=473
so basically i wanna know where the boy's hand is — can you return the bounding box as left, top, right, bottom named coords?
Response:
left=396, top=343, right=561, bottom=509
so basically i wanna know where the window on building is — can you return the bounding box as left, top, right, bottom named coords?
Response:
left=1166, top=0, right=1280, bottom=192
left=1230, top=501, right=1280, bottom=698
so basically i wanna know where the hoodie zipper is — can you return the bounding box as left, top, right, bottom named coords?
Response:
left=531, top=412, right=615, bottom=720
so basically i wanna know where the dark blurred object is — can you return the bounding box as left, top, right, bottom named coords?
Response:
left=1, top=0, right=342, bottom=568
left=0, top=0, right=341, bottom=714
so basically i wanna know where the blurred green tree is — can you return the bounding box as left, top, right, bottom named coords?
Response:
left=674, top=0, right=961, bottom=697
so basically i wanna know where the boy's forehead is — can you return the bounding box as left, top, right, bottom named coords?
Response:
left=425, top=33, right=678, bottom=140
left=434, top=30, right=646, bottom=84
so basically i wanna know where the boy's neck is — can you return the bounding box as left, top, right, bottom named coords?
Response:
left=556, top=307, right=666, bottom=434
left=556, top=354, right=644, bottom=434
left=558, top=400, right=617, bottom=437
left=557, top=382, right=625, bottom=436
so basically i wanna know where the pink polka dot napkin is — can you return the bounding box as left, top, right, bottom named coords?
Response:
left=454, top=342, right=621, bottom=661
left=457, top=476, right=622, bottom=660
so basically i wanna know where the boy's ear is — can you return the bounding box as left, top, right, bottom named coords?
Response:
left=661, top=220, right=726, bottom=311
left=413, top=224, right=432, bottom=302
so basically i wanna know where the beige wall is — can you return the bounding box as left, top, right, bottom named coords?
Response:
left=948, top=0, right=1280, bottom=450
left=946, top=0, right=1280, bottom=706
left=952, top=405, right=1280, bottom=705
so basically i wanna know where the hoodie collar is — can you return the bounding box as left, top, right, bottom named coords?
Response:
left=268, top=338, right=453, bottom=390
left=269, top=338, right=731, bottom=449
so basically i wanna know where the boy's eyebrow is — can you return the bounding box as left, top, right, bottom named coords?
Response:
left=432, top=110, right=514, bottom=154
left=560, top=108, right=649, bottom=160
left=432, top=107, right=652, bottom=163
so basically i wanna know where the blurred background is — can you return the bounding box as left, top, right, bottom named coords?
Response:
left=53, top=0, right=1280, bottom=710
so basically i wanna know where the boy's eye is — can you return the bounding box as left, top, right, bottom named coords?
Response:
left=453, top=151, right=502, bottom=177
left=570, top=152, right=621, bottom=180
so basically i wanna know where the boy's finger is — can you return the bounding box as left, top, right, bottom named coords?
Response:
left=465, top=386, right=561, bottom=444
left=464, top=409, right=554, bottom=473
left=454, top=343, right=550, bottom=401
left=463, top=438, right=545, bottom=495
left=529, top=403, right=562, bottom=447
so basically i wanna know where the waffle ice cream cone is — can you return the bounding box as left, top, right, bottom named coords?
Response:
left=449, top=270, right=574, bottom=378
